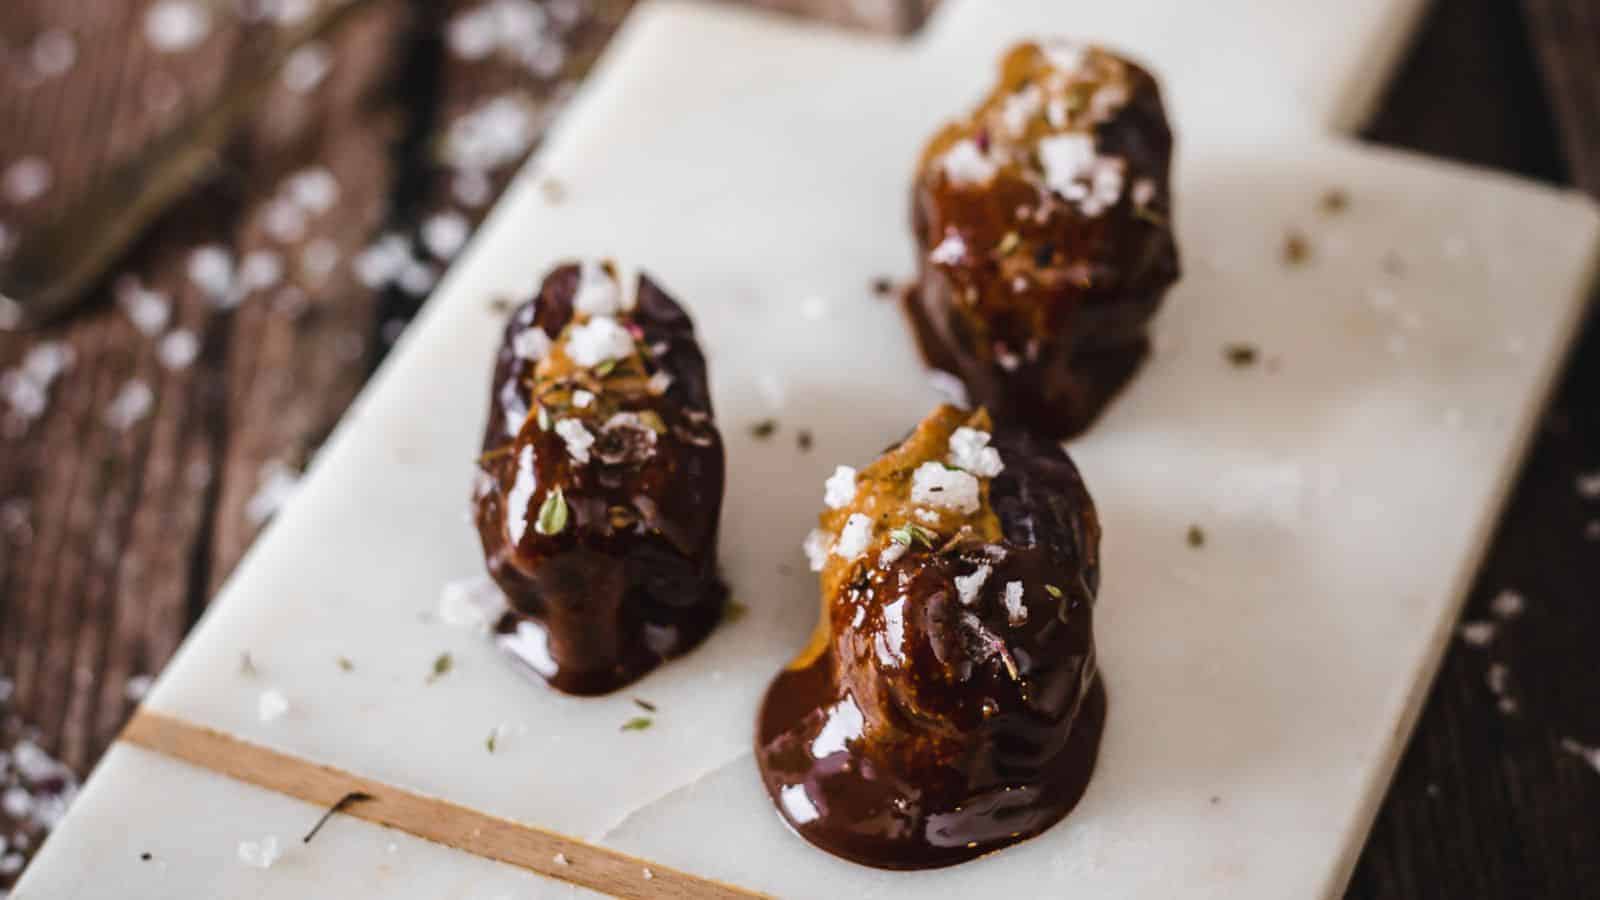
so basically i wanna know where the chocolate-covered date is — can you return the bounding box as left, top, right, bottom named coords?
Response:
left=474, top=261, right=726, bottom=695
left=908, top=40, right=1180, bottom=438
left=756, top=406, right=1105, bottom=869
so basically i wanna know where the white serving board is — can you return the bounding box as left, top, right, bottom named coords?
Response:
left=17, top=1, right=1600, bottom=897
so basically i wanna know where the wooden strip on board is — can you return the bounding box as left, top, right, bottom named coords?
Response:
left=120, top=710, right=765, bottom=900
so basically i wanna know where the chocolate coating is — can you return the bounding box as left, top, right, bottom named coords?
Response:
left=756, top=407, right=1104, bottom=869
left=909, top=40, right=1180, bottom=438
left=474, top=263, right=726, bottom=695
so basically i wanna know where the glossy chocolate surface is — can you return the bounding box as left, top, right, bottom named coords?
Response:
left=474, top=263, right=726, bottom=695
left=756, top=406, right=1105, bottom=869
left=909, top=41, right=1181, bottom=438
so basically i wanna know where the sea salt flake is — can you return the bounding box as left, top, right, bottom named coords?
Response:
left=397, top=259, right=438, bottom=295
left=1490, top=589, right=1525, bottom=620
left=115, top=277, right=172, bottom=336
left=287, top=167, right=340, bottom=214
left=565, top=316, right=633, bottom=368
left=104, top=380, right=155, bottom=430
left=246, top=460, right=301, bottom=524
left=124, top=674, right=155, bottom=702
left=1485, top=662, right=1509, bottom=696
left=438, top=575, right=504, bottom=632
left=954, top=564, right=991, bottom=606
left=2, top=157, right=52, bottom=205
left=453, top=169, right=493, bottom=207
left=422, top=211, right=470, bottom=260
left=31, top=29, right=78, bottom=78
left=878, top=541, right=907, bottom=567
left=833, top=514, right=873, bottom=561
left=445, top=95, right=537, bottom=171
left=803, top=528, right=831, bottom=572
left=261, top=196, right=308, bottom=243
left=187, top=244, right=235, bottom=298
left=239, top=249, right=284, bottom=293
left=145, top=1, right=211, bottom=52
left=237, top=835, right=281, bottom=868
left=911, top=462, right=980, bottom=514
left=552, top=852, right=569, bottom=866
left=823, top=466, right=858, bottom=509
left=927, top=369, right=970, bottom=408
left=1458, top=620, right=1495, bottom=648
left=353, top=234, right=410, bottom=288
left=947, top=427, right=1003, bottom=478
left=158, top=329, right=200, bottom=371
left=555, top=418, right=595, bottom=464
left=928, top=232, right=967, bottom=266
left=940, top=139, right=996, bottom=187
left=1002, top=581, right=1027, bottom=625
left=257, top=689, right=289, bottom=723
left=281, top=42, right=331, bottom=93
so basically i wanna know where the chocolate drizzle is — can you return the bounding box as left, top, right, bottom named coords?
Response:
left=756, top=407, right=1105, bottom=869
left=474, top=263, right=726, bottom=695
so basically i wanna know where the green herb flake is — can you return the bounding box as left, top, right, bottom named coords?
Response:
left=536, top=487, right=570, bottom=536
left=996, top=231, right=1021, bottom=256
left=427, top=652, right=453, bottom=683
left=337, top=657, right=354, bottom=672
left=621, top=716, right=653, bottom=732
left=1320, top=188, right=1349, bottom=214
left=1044, top=584, right=1063, bottom=599
left=889, top=523, right=939, bottom=548
left=595, top=359, right=618, bottom=377
left=749, top=419, right=778, bottom=440
left=1186, top=525, right=1206, bottom=548
left=723, top=599, right=749, bottom=624
left=486, top=728, right=498, bottom=753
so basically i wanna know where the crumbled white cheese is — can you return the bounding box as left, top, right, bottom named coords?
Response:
left=1002, top=581, right=1027, bottom=625
left=947, top=427, right=1004, bottom=478
left=572, top=260, right=621, bottom=316
left=237, top=835, right=281, bottom=869
left=564, top=316, right=633, bottom=368
left=914, top=508, right=940, bottom=525
left=823, top=465, right=858, bottom=509
left=803, top=528, right=832, bottom=572
left=1132, top=177, right=1156, bottom=209
left=511, top=326, right=551, bottom=361
left=910, top=462, right=980, bottom=514
left=571, top=389, right=595, bottom=408
left=646, top=371, right=673, bottom=395
left=124, top=674, right=154, bottom=702
left=940, top=139, right=997, bottom=187
left=642, top=868, right=654, bottom=881
left=554, top=418, right=595, bottom=464
left=257, top=689, right=289, bottom=723
left=928, top=232, right=967, bottom=266
left=833, top=514, right=873, bottom=561
left=954, top=564, right=991, bottom=606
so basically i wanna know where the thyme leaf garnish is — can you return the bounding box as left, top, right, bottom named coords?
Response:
left=536, top=488, right=569, bottom=536
left=621, top=716, right=653, bottom=732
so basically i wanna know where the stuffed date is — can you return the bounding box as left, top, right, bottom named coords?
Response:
left=908, top=40, right=1180, bottom=438
left=756, top=405, right=1105, bottom=869
left=473, top=261, right=726, bottom=695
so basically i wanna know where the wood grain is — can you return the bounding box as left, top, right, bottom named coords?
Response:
left=120, top=710, right=766, bottom=899
left=1, top=0, right=1597, bottom=896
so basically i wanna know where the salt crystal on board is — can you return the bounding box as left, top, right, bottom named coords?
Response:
left=287, top=167, right=339, bottom=214
left=281, top=42, right=331, bottom=93
left=438, top=575, right=504, bottom=632
left=1577, top=470, right=1600, bottom=500
left=236, top=835, right=281, bottom=868
left=145, top=1, right=211, bottom=53
left=1489, top=589, right=1525, bottom=620
left=257, top=689, right=290, bottom=723
left=158, top=330, right=200, bottom=371
left=187, top=245, right=235, bottom=299
left=115, top=277, right=172, bottom=336
left=104, top=380, right=155, bottom=430
left=124, top=675, right=154, bottom=702
left=422, top=212, right=470, bottom=260
left=1457, top=620, right=1495, bottom=648
left=246, top=460, right=301, bottom=524
left=300, top=238, right=340, bottom=283
left=239, top=250, right=284, bottom=293
left=30, top=30, right=77, bottom=78
left=2, top=158, right=52, bottom=205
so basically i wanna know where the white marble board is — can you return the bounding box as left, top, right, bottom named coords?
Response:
left=16, top=0, right=1600, bottom=897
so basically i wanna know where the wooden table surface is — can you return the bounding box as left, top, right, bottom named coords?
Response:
left=0, top=0, right=1596, bottom=895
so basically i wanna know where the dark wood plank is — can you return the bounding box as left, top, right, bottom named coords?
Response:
left=1349, top=0, right=1600, bottom=897
left=1521, top=0, right=1600, bottom=193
